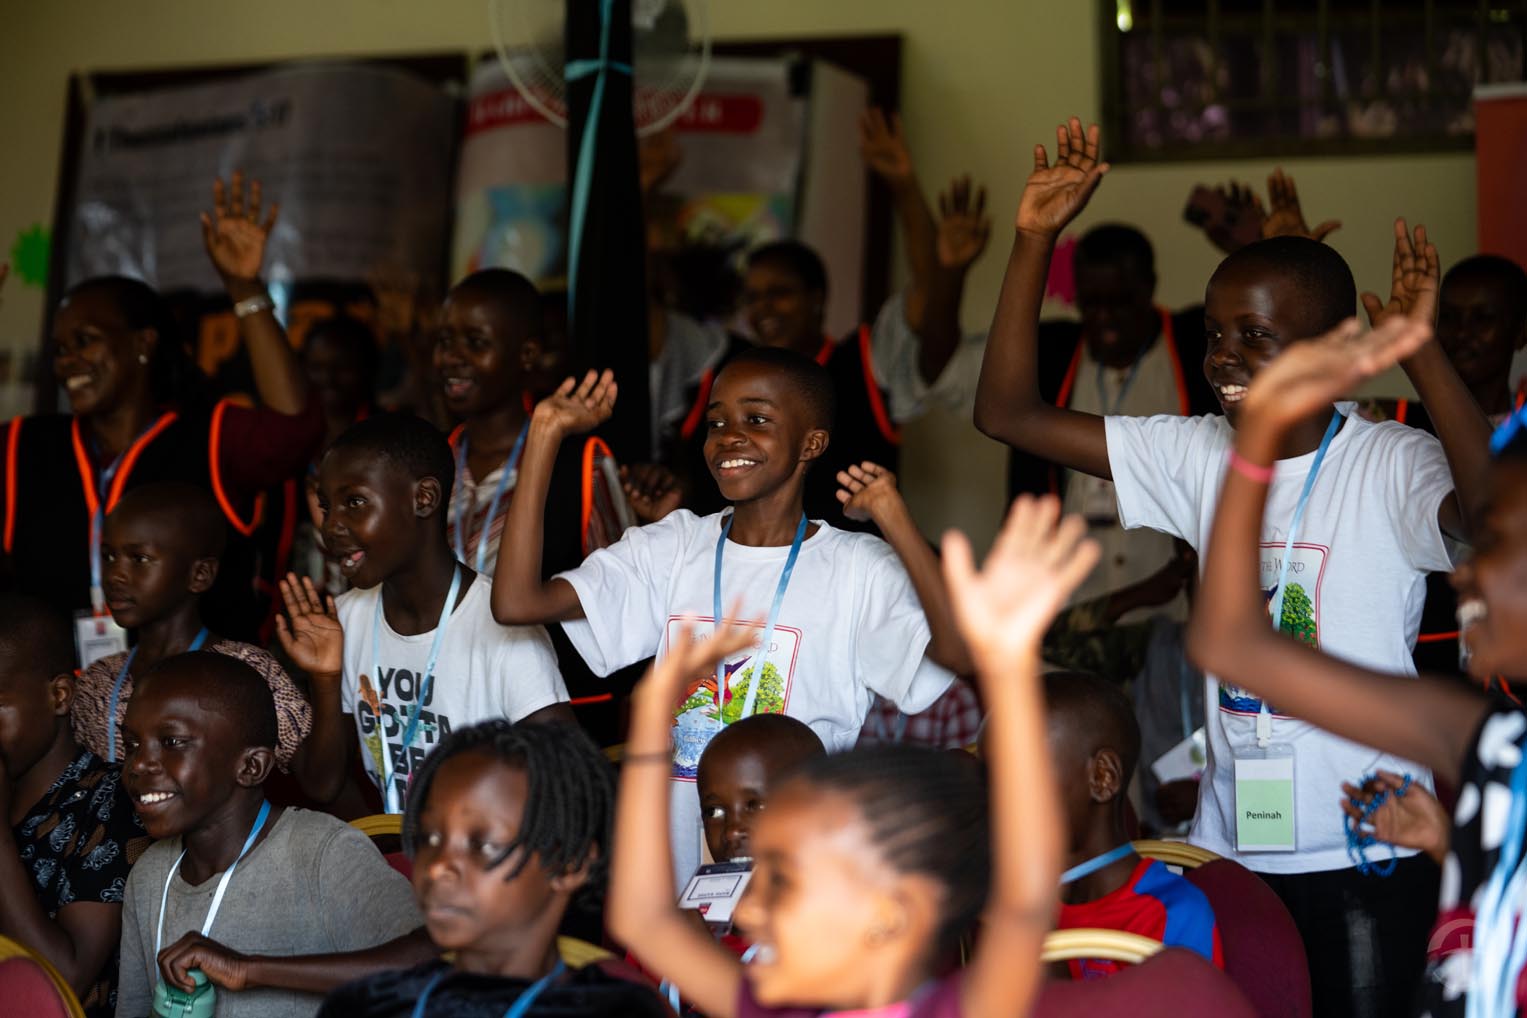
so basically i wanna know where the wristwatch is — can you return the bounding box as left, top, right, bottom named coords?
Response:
left=233, top=293, right=274, bottom=318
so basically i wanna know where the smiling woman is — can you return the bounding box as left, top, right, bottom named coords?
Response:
left=0, top=176, right=322, bottom=645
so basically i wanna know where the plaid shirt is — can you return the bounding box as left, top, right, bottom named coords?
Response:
left=858, top=679, right=984, bottom=750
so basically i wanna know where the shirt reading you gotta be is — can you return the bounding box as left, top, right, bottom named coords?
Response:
left=1104, top=402, right=1455, bottom=873
left=336, top=573, right=568, bottom=809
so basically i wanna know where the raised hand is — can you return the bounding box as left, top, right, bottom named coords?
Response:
left=274, top=573, right=343, bottom=678
left=633, top=618, right=758, bottom=713
left=369, top=265, right=422, bottom=338
left=1262, top=168, right=1341, bottom=243
left=1340, top=771, right=1449, bottom=863
left=942, top=495, right=1099, bottom=666
left=532, top=370, right=617, bottom=438
left=1241, top=316, right=1434, bottom=434
left=859, top=107, right=915, bottom=184
left=201, top=171, right=278, bottom=284
left=1184, top=181, right=1266, bottom=255
left=1015, top=118, right=1110, bottom=239
left=158, top=932, right=251, bottom=993
left=936, top=175, right=991, bottom=271
left=621, top=462, right=683, bottom=524
left=835, top=462, right=902, bottom=523
left=1361, top=218, right=1441, bottom=328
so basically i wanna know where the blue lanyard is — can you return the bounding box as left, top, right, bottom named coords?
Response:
left=411, top=960, right=566, bottom=1018
left=1095, top=354, right=1146, bottom=416
left=1060, top=843, right=1136, bottom=885
left=106, top=627, right=207, bottom=763
left=1267, top=410, right=1342, bottom=628
left=711, top=513, right=808, bottom=726
left=373, top=565, right=463, bottom=813
left=452, top=422, right=529, bottom=573
left=156, top=799, right=271, bottom=956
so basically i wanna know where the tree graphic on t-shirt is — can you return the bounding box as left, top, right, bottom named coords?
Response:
left=1277, top=582, right=1318, bottom=647
left=719, top=662, right=784, bottom=723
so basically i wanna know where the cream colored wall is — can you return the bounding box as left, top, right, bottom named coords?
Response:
left=0, top=0, right=1476, bottom=549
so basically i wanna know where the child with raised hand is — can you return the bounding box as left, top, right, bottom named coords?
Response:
left=494, top=352, right=960, bottom=883
left=0, top=593, right=147, bottom=1018
left=610, top=495, right=1089, bottom=1017
left=974, top=116, right=1492, bottom=1016
left=318, top=719, right=670, bottom=1017
left=1182, top=312, right=1527, bottom=1016
left=69, top=482, right=314, bottom=780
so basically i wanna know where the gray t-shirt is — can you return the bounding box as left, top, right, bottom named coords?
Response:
left=115, top=806, right=423, bottom=1018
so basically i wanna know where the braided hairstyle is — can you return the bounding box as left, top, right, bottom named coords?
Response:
left=402, top=720, right=615, bottom=899
left=789, top=744, right=989, bottom=961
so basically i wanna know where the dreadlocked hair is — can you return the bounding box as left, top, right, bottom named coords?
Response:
left=790, top=744, right=989, bottom=960
left=402, top=719, right=614, bottom=901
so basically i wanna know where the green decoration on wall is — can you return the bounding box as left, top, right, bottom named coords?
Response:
left=9, top=224, right=51, bottom=289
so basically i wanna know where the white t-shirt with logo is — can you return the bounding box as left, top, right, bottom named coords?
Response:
left=337, top=572, right=568, bottom=810
left=1105, top=403, right=1455, bottom=873
left=557, top=510, right=956, bottom=880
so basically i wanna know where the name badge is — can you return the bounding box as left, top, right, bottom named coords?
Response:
left=1234, top=745, right=1296, bottom=852
left=677, top=860, right=754, bottom=928
left=74, top=610, right=128, bottom=669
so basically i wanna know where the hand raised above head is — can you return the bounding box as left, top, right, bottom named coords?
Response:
left=1360, top=217, right=1440, bottom=329
left=275, top=573, right=343, bottom=678
left=1015, top=117, right=1109, bottom=240
left=1261, top=168, right=1341, bottom=243
left=201, top=170, right=278, bottom=284
left=937, top=175, right=991, bottom=271
left=532, top=369, right=617, bottom=438
left=835, top=461, right=901, bottom=523
left=859, top=107, right=915, bottom=184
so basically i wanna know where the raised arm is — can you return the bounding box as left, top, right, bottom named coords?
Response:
left=607, top=623, right=759, bottom=1018
left=201, top=173, right=308, bottom=415
left=489, top=371, right=614, bottom=625
left=973, top=118, right=1112, bottom=479
left=943, top=496, right=1097, bottom=1018
left=836, top=462, right=971, bottom=674
left=860, top=109, right=937, bottom=331
left=1185, top=315, right=1489, bottom=786
left=1362, top=218, right=1492, bottom=542
left=275, top=574, right=353, bottom=804
left=916, top=177, right=991, bottom=384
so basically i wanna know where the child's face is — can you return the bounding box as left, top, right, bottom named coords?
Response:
left=120, top=674, right=249, bottom=840
left=697, top=742, right=775, bottom=863
left=704, top=363, right=825, bottom=504
left=100, top=506, right=210, bottom=630
left=51, top=289, right=149, bottom=418
left=303, top=331, right=370, bottom=419
left=1075, top=260, right=1157, bottom=367
left=732, top=782, right=938, bottom=1008
left=1203, top=265, right=1327, bottom=426
left=433, top=291, right=529, bottom=419
left=316, top=447, right=426, bottom=590
left=1437, top=274, right=1524, bottom=391
left=412, top=752, right=574, bottom=962
left=743, top=262, right=822, bottom=353
left=0, top=652, right=70, bottom=783
left=1454, top=462, right=1527, bottom=679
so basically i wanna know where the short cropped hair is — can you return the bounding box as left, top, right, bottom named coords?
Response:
left=139, top=651, right=279, bottom=750
left=1043, top=670, right=1142, bottom=785
left=1075, top=223, right=1156, bottom=285
left=450, top=268, right=545, bottom=343
left=109, top=482, right=228, bottom=560
left=0, top=592, right=75, bottom=680
left=747, top=241, right=829, bottom=298
left=327, top=413, right=456, bottom=510
left=1211, top=236, right=1357, bottom=334
left=718, top=345, right=836, bottom=433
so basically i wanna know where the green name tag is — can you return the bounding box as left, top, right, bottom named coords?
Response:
left=1235, top=752, right=1296, bottom=851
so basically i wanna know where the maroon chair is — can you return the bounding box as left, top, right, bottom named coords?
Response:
left=0, top=957, right=74, bottom=1018
left=1033, top=948, right=1257, bottom=1017
left=1186, top=859, right=1312, bottom=1018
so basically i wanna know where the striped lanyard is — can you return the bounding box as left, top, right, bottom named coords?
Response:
left=452, top=422, right=529, bottom=572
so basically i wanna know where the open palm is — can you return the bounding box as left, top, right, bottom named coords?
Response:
left=1361, top=218, right=1440, bottom=328
left=937, top=176, right=991, bottom=271
left=1015, top=118, right=1109, bottom=238
left=859, top=108, right=914, bottom=183
left=534, top=370, right=617, bottom=437
left=201, top=171, right=277, bottom=283
left=275, top=574, right=343, bottom=676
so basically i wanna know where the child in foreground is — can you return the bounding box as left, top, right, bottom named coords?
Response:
left=1186, top=313, right=1524, bottom=1017
left=319, top=720, right=670, bottom=1017
left=609, top=495, right=1091, bottom=1017
left=696, top=713, right=825, bottom=866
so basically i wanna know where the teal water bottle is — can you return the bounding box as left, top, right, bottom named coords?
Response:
left=150, top=969, right=216, bottom=1018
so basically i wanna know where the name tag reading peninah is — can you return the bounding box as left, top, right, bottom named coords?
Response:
left=1234, top=746, right=1296, bottom=852
left=677, top=861, right=754, bottom=928
left=74, top=611, right=128, bottom=669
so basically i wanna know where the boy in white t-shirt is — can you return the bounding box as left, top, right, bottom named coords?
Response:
left=279, top=413, right=572, bottom=814
left=973, top=118, right=1492, bottom=1016
left=492, top=349, right=963, bottom=881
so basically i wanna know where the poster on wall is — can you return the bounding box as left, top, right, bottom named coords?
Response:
left=67, top=63, right=459, bottom=374
left=453, top=55, right=805, bottom=290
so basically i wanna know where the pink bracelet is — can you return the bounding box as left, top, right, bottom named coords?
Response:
left=1227, top=450, right=1275, bottom=484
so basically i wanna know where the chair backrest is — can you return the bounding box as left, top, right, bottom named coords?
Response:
left=557, top=936, right=615, bottom=969
left=349, top=813, right=403, bottom=839
left=1131, top=839, right=1221, bottom=869
left=1032, top=947, right=1257, bottom=1018
left=1185, top=858, right=1312, bottom=1018
left=1041, top=928, right=1165, bottom=965
left=0, top=938, right=85, bottom=1018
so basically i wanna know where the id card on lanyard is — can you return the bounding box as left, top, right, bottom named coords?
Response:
left=1232, top=409, right=1341, bottom=853
left=70, top=413, right=176, bottom=667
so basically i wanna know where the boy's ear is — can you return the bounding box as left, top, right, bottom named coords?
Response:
left=47, top=671, right=75, bottom=718
left=233, top=746, right=276, bottom=788
left=187, top=556, right=220, bottom=595
left=1088, top=749, right=1125, bottom=803
left=415, top=476, right=444, bottom=519
left=798, top=428, right=830, bottom=464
